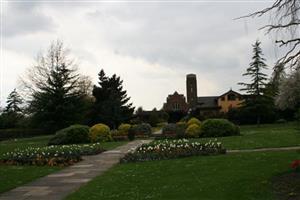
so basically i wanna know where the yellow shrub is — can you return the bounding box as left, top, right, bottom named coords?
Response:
left=89, top=123, right=112, bottom=142
left=185, top=124, right=201, bottom=138
left=187, top=117, right=201, bottom=127
left=118, top=123, right=131, bottom=135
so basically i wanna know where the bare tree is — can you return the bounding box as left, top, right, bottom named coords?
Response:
left=20, top=41, right=78, bottom=99
left=77, top=75, right=93, bottom=96
left=238, top=0, right=300, bottom=68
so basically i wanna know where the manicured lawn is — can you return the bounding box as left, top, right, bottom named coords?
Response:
left=0, top=136, right=127, bottom=194
left=0, top=165, right=61, bottom=193
left=192, top=122, right=300, bottom=150
left=0, top=135, right=52, bottom=157
left=67, top=150, right=299, bottom=200
left=101, top=141, right=128, bottom=150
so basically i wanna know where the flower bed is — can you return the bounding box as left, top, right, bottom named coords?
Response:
left=291, top=160, right=300, bottom=172
left=121, top=139, right=226, bottom=163
left=0, top=143, right=104, bottom=166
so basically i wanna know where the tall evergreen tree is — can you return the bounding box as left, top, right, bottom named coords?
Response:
left=22, top=41, right=87, bottom=131
left=239, top=40, right=268, bottom=96
left=239, top=40, right=273, bottom=124
left=89, top=69, right=134, bottom=128
left=265, top=63, right=286, bottom=97
left=5, top=89, right=23, bottom=114
left=0, top=89, right=24, bottom=128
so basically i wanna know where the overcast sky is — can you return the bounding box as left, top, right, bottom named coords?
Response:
left=1, top=0, right=281, bottom=110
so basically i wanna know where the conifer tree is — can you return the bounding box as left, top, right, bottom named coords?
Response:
left=89, top=69, right=134, bottom=128
left=239, top=40, right=272, bottom=124
left=5, top=89, right=23, bottom=114
left=0, top=89, right=24, bottom=128
left=239, top=40, right=268, bottom=95
left=265, top=63, right=286, bottom=97
left=22, top=41, right=86, bottom=131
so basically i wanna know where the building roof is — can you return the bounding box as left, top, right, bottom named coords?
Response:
left=219, top=89, right=242, bottom=98
left=186, top=74, right=196, bottom=78
left=197, top=96, right=219, bottom=108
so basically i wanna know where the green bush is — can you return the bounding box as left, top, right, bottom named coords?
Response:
left=118, top=124, right=131, bottom=135
left=201, top=119, right=240, bottom=137
left=89, top=123, right=112, bottom=142
left=48, top=125, right=90, bottom=145
left=0, top=129, right=49, bottom=141
left=128, top=128, right=135, bottom=141
left=185, top=124, right=201, bottom=138
left=187, top=117, right=201, bottom=126
left=176, top=121, right=188, bottom=130
left=110, top=130, right=119, bottom=136
left=176, top=122, right=187, bottom=138
left=162, top=123, right=176, bottom=134
left=129, top=123, right=152, bottom=136
left=157, top=122, right=168, bottom=128
left=161, top=123, right=185, bottom=139
left=111, top=129, right=128, bottom=141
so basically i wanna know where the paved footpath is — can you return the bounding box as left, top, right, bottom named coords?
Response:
left=0, top=140, right=152, bottom=200
left=227, top=146, right=300, bottom=153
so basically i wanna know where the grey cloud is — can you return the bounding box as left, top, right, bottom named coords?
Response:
left=2, top=2, right=280, bottom=108
left=3, top=2, right=56, bottom=37
left=85, top=2, right=275, bottom=73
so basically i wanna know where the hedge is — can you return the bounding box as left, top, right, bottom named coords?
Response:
left=0, top=129, right=50, bottom=141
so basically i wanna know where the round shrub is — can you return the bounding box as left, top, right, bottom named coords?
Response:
left=185, top=124, right=201, bottom=138
left=48, top=124, right=90, bottom=145
left=128, top=128, right=135, bottom=141
left=110, top=129, right=119, bottom=136
left=176, top=121, right=188, bottom=130
left=118, top=123, right=131, bottom=135
left=129, top=123, right=152, bottom=136
left=157, top=122, right=168, bottom=128
left=162, top=123, right=177, bottom=135
left=201, top=119, right=239, bottom=137
left=161, top=123, right=186, bottom=139
left=187, top=117, right=201, bottom=127
left=89, top=123, right=112, bottom=142
left=176, top=122, right=187, bottom=138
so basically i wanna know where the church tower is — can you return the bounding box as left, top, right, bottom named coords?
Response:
left=186, top=74, right=198, bottom=108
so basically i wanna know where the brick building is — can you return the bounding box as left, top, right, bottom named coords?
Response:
left=163, top=91, right=189, bottom=112
left=162, top=74, right=244, bottom=114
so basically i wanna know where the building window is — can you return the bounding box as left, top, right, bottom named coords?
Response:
left=221, top=96, right=225, bottom=101
left=228, top=94, right=236, bottom=101
left=173, top=103, right=180, bottom=111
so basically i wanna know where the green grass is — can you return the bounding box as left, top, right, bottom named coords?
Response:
left=191, top=122, right=300, bottom=150
left=100, top=141, right=128, bottom=150
left=0, top=135, right=52, bottom=157
left=0, top=165, right=61, bottom=193
left=67, top=150, right=300, bottom=200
